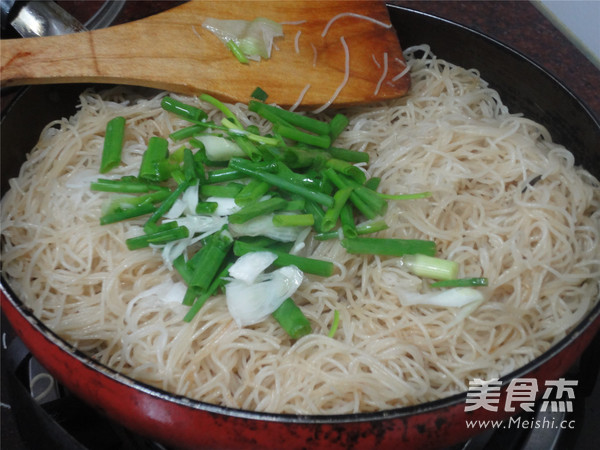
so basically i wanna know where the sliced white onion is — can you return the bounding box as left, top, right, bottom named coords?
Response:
left=228, top=251, right=277, bottom=284
left=401, top=287, right=485, bottom=308
left=226, top=265, right=303, bottom=326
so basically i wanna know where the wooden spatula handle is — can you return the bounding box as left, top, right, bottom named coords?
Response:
left=1, top=1, right=409, bottom=108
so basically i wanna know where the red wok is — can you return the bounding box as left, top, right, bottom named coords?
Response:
left=2, top=5, right=599, bottom=449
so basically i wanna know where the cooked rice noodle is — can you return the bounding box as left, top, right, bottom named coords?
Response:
left=2, top=45, right=599, bottom=415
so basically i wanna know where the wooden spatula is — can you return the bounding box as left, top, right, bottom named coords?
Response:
left=0, top=1, right=409, bottom=109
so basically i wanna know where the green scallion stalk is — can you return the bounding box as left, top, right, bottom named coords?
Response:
left=226, top=40, right=250, bottom=64
left=249, top=100, right=331, bottom=136
left=228, top=197, right=287, bottom=224
left=377, top=191, right=432, bottom=200
left=100, top=201, right=156, bottom=225
left=183, top=264, right=231, bottom=322
left=430, top=277, right=489, bottom=288
left=200, top=182, right=244, bottom=198
left=144, top=181, right=191, bottom=233
left=339, top=203, right=357, bottom=238
left=199, top=93, right=243, bottom=129
left=183, top=147, right=203, bottom=182
left=401, top=254, right=459, bottom=280
left=364, top=177, right=381, bottom=191
left=275, top=124, right=331, bottom=149
left=188, top=229, right=233, bottom=290
left=232, top=135, right=262, bottom=162
left=125, top=225, right=189, bottom=250
left=173, top=254, right=193, bottom=284
left=103, top=190, right=171, bottom=215
left=272, top=297, right=312, bottom=339
left=234, top=178, right=271, bottom=206
left=161, top=96, right=208, bottom=122
left=99, top=116, right=126, bottom=174
left=341, top=237, right=436, bottom=257
left=233, top=240, right=334, bottom=277
left=325, top=158, right=366, bottom=184
left=328, top=147, right=369, bottom=164
left=195, top=201, right=218, bottom=214
left=329, top=113, right=349, bottom=141
left=272, top=213, right=314, bottom=227
left=139, top=136, right=170, bottom=181
left=282, top=197, right=306, bottom=211
left=91, top=178, right=166, bottom=194
left=251, top=87, right=268, bottom=101
left=206, top=167, right=246, bottom=184
left=169, top=124, right=206, bottom=141
left=327, top=310, right=340, bottom=338
left=229, top=158, right=335, bottom=207
left=304, top=200, right=326, bottom=233
left=321, top=186, right=353, bottom=232
left=324, top=169, right=377, bottom=219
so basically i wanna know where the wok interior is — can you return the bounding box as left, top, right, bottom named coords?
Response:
left=1, top=6, right=599, bottom=422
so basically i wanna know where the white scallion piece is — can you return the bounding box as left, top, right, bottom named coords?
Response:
left=402, top=287, right=485, bottom=308
left=229, top=213, right=305, bottom=242
left=226, top=265, right=303, bottom=326
left=228, top=251, right=278, bottom=284
left=193, top=135, right=246, bottom=161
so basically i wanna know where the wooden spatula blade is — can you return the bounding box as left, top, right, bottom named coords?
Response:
left=0, top=1, right=410, bottom=109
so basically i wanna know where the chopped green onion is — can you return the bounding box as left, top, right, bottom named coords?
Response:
left=183, top=264, right=231, bottom=322
left=195, top=201, right=218, bottom=214
left=125, top=225, right=189, bottom=250
left=341, top=237, right=436, bottom=257
left=272, top=213, right=314, bottom=227
left=139, top=137, right=170, bottom=181
left=235, top=179, right=271, bottom=206
left=377, top=191, right=432, bottom=200
left=91, top=178, right=166, bottom=194
left=229, top=158, right=335, bottom=207
left=103, top=190, right=171, bottom=215
left=272, top=298, right=312, bottom=339
left=401, top=254, right=459, bottom=280
left=200, top=182, right=244, bottom=198
left=99, top=116, right=126, bottom=174
left=233, top=240, right=334, bottom=277
left=169, top=124, right=205, bottom=141
left=100, top=200, right=156, bottom=225
left=251, top=87, right=268, bottom=101
left=430, top=277, right=489, bottom=288
left=226, top=40, right=249, bottom=64
left=328, top=147, right=369, bottom=164
left=322, top=186, right=353, bottom=232
left=339, top=203, right=357, bottom=238
left=229, top=197, right=287, bottom=224
left=144, top=181, right=191, bottom=233
left=325, top=159, right=366, bottom=184
left=275, top=124, right=331, bottom=149
left=329, top=113, right=349, bottom=141
left=249, top=100, right=330, bottom=136
left=327, top=310, right=340, bottom=338
left=188, top=228, right=234, bottom=290
left=200, top=93, right=243, bottom=129
left=161, top=96, right=208, bottom=122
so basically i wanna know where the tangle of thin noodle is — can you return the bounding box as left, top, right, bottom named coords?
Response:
left=2, top=46, right=599, bottom=414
